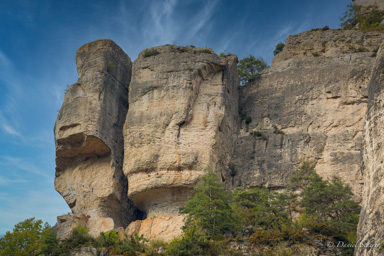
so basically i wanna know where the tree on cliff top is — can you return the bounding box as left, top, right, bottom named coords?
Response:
left=340, top=3, right=384, bottom=30
left=237, top=55, right=268, bottom=86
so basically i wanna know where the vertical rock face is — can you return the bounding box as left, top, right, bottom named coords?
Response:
left=232, top=30, right=384, bottom=197
left=354, top=0, right=384, bottom=10
left=356, top=44, right=384, bottom=256
left=54, top=29, right=384, bottom=243
left=123, top=46, right=239, bottom=227
left=54, top=39, right=136, bottom=238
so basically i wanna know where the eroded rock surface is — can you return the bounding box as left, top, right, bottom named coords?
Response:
left=123, top=45, right=239, bottom=222
left=232, top=30, right=384, bottom=198
left=54, top=39, right=137, bottom=239
left=54, top=29, right=384, bottom=244
left=356, top=44, right=384, bottom=256
left=125, top=215, right=185, bottom=242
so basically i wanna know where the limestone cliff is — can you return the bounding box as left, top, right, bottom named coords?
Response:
left=123, top=45, right=239, bottom=241
left=54, top=39, right=138, bottom=238
left=232, top=30, right=384, bottom=198
left=356, top=44, right=384, bottom=256
left=54, top=43, right=239, bottom=240
left=54, top=29, right=384, bottom=245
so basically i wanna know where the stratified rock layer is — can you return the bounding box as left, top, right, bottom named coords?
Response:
left=123, top=45, right=239, bottom=220
left=54, top=29, right=384, bottom=244
left=232, top=30, right=384, bottom=198
left=356, top=44, right=384, bottom=256
left=54, top=39, right=136, bottom=238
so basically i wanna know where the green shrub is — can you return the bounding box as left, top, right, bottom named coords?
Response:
left=312, top=52, right=320, bottom=57
left=274, top=43, right=285, bottom=56
left=273, top=125, right=285, bottom=135
left=40, top=229, right=59, bottom=255
left=166, top=228, right=210, bottom=256
left=250, top=230, right=284, bottom=245
left=251, top=131, right=263, bottom=137
left=0, top=218, right=51, bottom=256
left=198, top=49, right=212, bottom=54
left=143, top=49, right=160, bottom=57
left=340, top=4, right=384, bottom=30
left=237, top=55, right=268, bottom=85
left=245, top=116, right=252, bottom=124
left=111, top=233, right=148, bottom=255
left=96, top=230, right=120, bottom=247
left=357, top=46, right=367, bottom=52
left=107, top=61, right=115, bottom=71
left=229, top=164, right=237, bottom=176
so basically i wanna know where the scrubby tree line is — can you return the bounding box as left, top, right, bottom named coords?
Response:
left=173, top=162, right=360, bottom=255
left=0, top=162, right=360, bottom=255
left=340, top=2, right=384, bottom=30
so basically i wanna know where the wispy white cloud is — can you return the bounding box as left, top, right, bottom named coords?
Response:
left=2, top=123, right=21, bottom=137
left=184, top=0, right=219, bottom=43
left=142, top=0, right=178, bottom=45
left=0, top=111, right=23, bottom=139
left=0, top=156, right=51, bottom=179
left=0, top=176, right=28, bottom=185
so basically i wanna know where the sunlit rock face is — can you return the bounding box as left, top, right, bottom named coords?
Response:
left=53, top=28, right=384, bottom=244
left=54, top=39, right=137, bottom=239
left=232, top=30, right=384, bottom=199
left=123, top=45, right=240, bottom=229
left=356, top=44, right=384, bottom=256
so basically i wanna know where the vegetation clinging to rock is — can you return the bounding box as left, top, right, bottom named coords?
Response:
left=237, top=55, right=268, bottom=85
left=340, top=3, right=384, bottom=30
left=273, top=42, right=285, bottom=56
left=143, top=49, right=160, bottom=57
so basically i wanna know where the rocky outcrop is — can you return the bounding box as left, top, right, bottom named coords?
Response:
left=232, top=30, right=384, bottom=198
left=54, top=39, right=138, bottom=239
left=125, top=215, right=185, bottom=242
left=54, top=28, right=384, bottom=244
left=355, top=44, right=384, bottom=256
left=54, top=43, right=239, bottom=240
left=123, top=45, right=239, bottom=234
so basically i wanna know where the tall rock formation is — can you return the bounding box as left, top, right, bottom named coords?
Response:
left=54, top=39, right=137, bottom=238
left=54, top=43, right=239, bottom=241
left=232, top=30, right=384, bottom=198
left=123, top=45, right=239, bottom=241
left=54, top=29, right=384, bottom=244
left=356, top=44, right=384, bottom=256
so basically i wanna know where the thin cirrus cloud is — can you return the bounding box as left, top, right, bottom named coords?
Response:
left=183, top=0, right=219, bottom=43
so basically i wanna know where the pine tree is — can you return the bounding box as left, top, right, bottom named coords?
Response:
left=237, top=55, right=268, bottom=85
left=301, top=174, right=360, bottom=232
left=179, top=169, right=234, bottom=236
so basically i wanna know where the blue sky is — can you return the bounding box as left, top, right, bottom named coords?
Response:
left=0, top=0, right=350, bottom=234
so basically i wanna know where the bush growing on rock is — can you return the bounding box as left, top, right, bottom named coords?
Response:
left=273, top=42, right=285, bottom=56
left=237, top=55, right=268, bottom=85
left=340, top=3, right=384, bottom=30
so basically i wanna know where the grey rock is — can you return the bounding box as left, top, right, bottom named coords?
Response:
left=54, top=39, right=137, bottom=238
left=356, top=43, right=384, bottom=256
